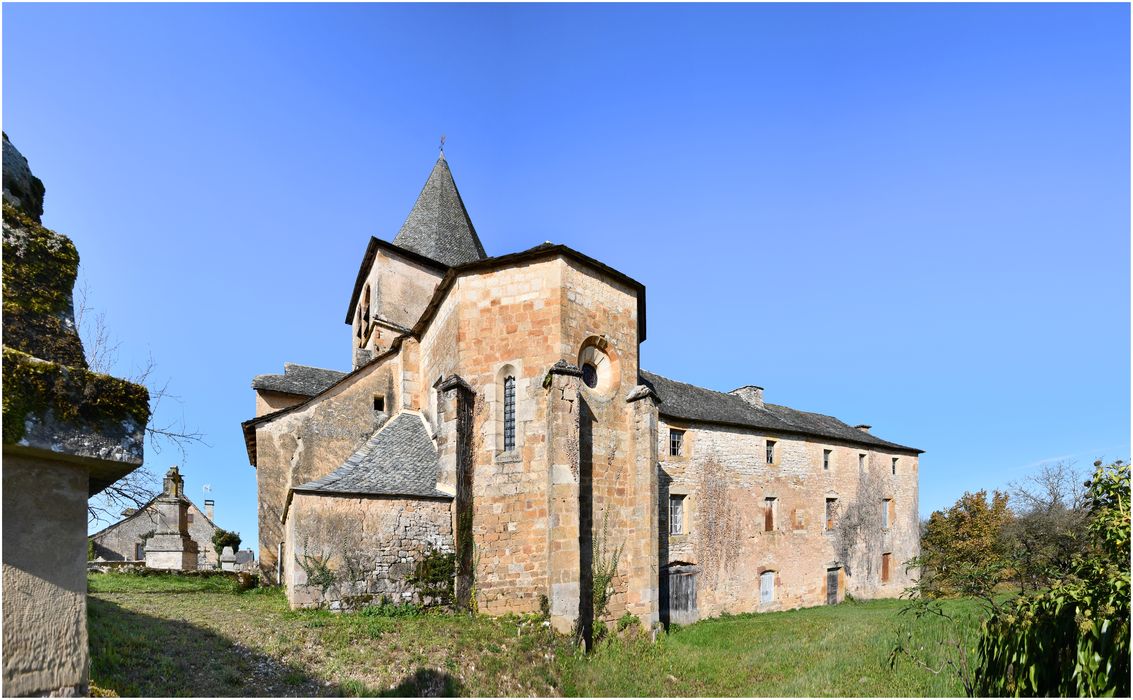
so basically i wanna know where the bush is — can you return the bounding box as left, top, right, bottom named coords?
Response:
left=974, top=460, right=1130, bottom=697
left=407, top=549, right=455, bottom=608
left=212, top=529, right=241, bottom=557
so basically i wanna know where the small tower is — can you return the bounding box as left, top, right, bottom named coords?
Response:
left=144, top=466, right=199, bottom=570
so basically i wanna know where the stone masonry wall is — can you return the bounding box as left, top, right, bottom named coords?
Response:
left=255, top=355, right=402, bottom=580
left=659, top=419, right=919, bottom=618
left=91, top=500, right=222, bottom=568
left=285, top=493, right=453, bottom=609
left=353, top=248, right=443, bottom=356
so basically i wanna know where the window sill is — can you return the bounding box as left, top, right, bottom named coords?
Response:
left=495, top=450, right=522, bottom=464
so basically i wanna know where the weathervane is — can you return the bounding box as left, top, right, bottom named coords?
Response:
left=439, top=134, right=446, bottom=155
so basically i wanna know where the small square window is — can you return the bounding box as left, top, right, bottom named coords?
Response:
left=891, top=457, right=898, bottom=475
left=669, top=495, right=686, bottom=535
left=823, top=449, right=832, bottom=471
left=766, top=440, right=776, bottom=464
left=373, top=395, right=385, bottom=412
left=669, top=429, right=684, bottom=457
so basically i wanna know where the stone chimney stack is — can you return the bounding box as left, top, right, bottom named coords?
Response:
left=854, top=424, right=872, bottom=433
left=204, top=499, right=215, bottom=521
left=730, top=385, right=765, bottom=409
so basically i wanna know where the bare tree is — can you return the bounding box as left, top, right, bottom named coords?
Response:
left=77, top=280, right=208, bottom=526
left=1004, top=461, right=1089, bottom=592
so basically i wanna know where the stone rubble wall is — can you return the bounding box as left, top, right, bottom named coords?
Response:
left=659, top=419, right=920, bottom=618
left=286, top=493, right=453, bottom=609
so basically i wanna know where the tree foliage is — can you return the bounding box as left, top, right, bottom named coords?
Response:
left=974, top=460, right=1130, bottom=697
left=211, top=529, right=241, bottom=556
left=916, top=489, right=1013, bottom=603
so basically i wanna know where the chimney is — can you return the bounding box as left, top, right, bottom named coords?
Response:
left=204, top=499, right=215, bottom=521
left=854, top=424, right=872, bottom=433
left=730, top=385, right=765, bottom=409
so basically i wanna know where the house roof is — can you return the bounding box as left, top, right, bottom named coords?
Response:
left=88, top=493, right=222, bottom=541
left=391, top=154, right=487, bottom=268
left=639, top=370, right=922, bottom=454
left=251, top=363, right=347, bottom=397
left=292, top=412, right=451, bottom=499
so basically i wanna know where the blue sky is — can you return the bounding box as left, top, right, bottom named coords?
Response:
left=3, top=3, right=1127, bottom=544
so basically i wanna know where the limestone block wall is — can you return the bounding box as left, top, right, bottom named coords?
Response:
left=255, top=389, right=307, bottom=417
left=424, top=260, right=564, bottom=615
left=353, top=248, right=444, bottom=355
left=285, top=493, right=453, bottom=608
left=659, top=419, right=919, bottom=618
left=559, top=260, right=654, bottom=626
left=255, top=356, right=402, bottom=579
left=91, top=501, right=222, bottom=568
left=2, top=456, right=89, bottom=696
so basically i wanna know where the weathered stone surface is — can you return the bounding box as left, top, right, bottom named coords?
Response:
left=2, top=133, right=45, bottom=222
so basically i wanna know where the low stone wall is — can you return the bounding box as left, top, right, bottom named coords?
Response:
left=285, top=493, right=453, bottom=609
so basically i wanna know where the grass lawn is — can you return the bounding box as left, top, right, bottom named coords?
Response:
left=88, top=573, right=982, bottom=697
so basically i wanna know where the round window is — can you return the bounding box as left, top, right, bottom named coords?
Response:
left=577, top=337, right=619, bottom=397
left=581, top=363, right=598, bottom=388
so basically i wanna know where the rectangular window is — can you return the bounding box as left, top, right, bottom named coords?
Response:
left=791, top=508, right=805, bottom=530
left=503, top=376, right=516, bottom=452
left=883, top=498, right=894, bottom=529
left=825, top=498, right=838, bottom=530
left=669, top=495, right=686, bottom=535
left=187, top=513, right=194, bottom=524
left=764, top=497, right=778, bottom=532
left=766, top=440, right=776, bottom=464
left=891, top=457, right=898, bottom=475
left=373, top=395, right=385, bottom=412
left=859, top=453, right=866, bottom=471
left=823, top=449, right=832, bottom=471
left=882, top=552, right=892, bottom=583
left=134, top=543, right=145, bottom=560
left=669, top=429, right=684, bottom=457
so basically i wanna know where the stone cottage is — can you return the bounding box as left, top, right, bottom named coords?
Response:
left=2, top=134, right=150, bottom=696
left=242, top=151, right=922, bottom=634
left=89, top=466, right=237, bottom=570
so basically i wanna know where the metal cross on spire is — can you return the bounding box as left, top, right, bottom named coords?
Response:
left=439, top=134, right=446, bottom=155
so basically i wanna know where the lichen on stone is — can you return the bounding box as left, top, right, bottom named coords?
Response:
left=2, top=347, right=150, bottom=446
left=2, top=201, right=87, bottom=367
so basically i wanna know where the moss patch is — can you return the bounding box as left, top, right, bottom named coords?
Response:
left=2, top=201, right=87, bottom=367
left=2, top=347, right=150, bottom=445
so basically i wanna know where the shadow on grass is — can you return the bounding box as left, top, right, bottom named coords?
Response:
left=89, top=597, right=333, bottom=697
left=375, top=668, right=464, bottom=697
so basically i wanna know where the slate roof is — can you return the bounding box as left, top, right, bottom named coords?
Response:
left=391, top=154, right=487, bottom=267
left=639, top=370, right=922, bottom=454
left=292, top=413, right=451, bottom=499
left=251, top=363, right=347, bottom=397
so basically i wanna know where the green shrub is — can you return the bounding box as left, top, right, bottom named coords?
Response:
left=408, top=549, right=455, bottom=608
left=974, top=460, right=1130, bottom=697
left=211, top=529, right=241, bottom=557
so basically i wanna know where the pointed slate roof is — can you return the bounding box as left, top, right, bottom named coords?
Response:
left=292, top=412, right=451, bottom=499
left=391, top=154, right=487, bottom=267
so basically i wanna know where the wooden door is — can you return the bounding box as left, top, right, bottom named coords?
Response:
left=826, top=568, right=839, bottom=605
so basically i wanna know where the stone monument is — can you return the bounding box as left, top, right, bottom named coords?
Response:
left=144, top=466, right=199, bottom=570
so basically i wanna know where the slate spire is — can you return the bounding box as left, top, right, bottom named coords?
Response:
left=391, top=152, right=487, bottom=267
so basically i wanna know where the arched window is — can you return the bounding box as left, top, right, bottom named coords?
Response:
left=361, top=284, right=371, bottom=323
left=503, top=375, right=516, bottom=452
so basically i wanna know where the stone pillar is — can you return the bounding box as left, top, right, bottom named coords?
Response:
left=145, top=466, right=199, bottom=570
left=220, top=547, right=237, bottom=572
left=626, top=384, right=662, bottom=628
left=544, top=360, right=583, bottom=635
left=436, top=374, right=475, bottom=610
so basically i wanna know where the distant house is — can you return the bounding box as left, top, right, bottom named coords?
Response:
left=90, top=487, right=225, bottom=569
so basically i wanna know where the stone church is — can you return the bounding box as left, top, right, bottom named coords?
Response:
left=242, top=151, right=921, bottom=633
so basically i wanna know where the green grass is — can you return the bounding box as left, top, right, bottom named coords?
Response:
left=89, top=573, right=983, bottom=697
